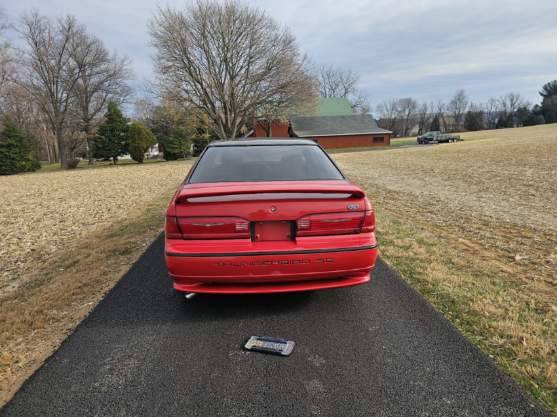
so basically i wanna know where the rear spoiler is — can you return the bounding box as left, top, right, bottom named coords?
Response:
left=175, top=183, right=365, bottom=203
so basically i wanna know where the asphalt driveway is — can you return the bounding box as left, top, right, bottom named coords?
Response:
left=0, top=235, right=549, bottom=417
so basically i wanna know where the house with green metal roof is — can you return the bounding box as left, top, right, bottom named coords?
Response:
left=290, top=113, right=392, bottom=149
left=318, top=98, right=353, bottom=116
left=250, top=97, right=391, bottom=149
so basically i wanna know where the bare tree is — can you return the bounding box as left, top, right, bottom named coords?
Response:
left=416, top=101, right=434, bottom=134
left=498, top=92, right=526, bottom=127
left=257, top=67, right=318, bottom=137
left=316, top=64, right=370, bottom=113
left=375, top=97, right=417, bottom=136
left=71, top=31, right=132, bottom=163
left=0, top=12, right=55, bottom=163
left=0, top=8, right=13, bottom=102
left=19, top=12, right=86, bottom=167
left=447, top=89, right=468, bottom=131
left=252, top=59, right=318, bottom=137
left=434, top=100, right=448, bottom=132
left=398, top=97, right=418, bottom=137
left=483, top=98, right=499, bottom=129
left=150, top=1, right=316, bottom=139
left=375, top=99, right=398, bottom=133
left=350, top=93, right=370, bottom=114
left=317, top=64, right=358, bottom=99
left=0, top=47, right=12, bottom=98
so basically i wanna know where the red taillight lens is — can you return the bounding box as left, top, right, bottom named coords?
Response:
left=165, top=216, right=182, bottom=239
left=361, top=209, right=375, bottom=233
left=297, top=212, right=365, bottom=236
left=296, top=209, right=375, bottom=236
left=177, top=217, right=249, bottom=239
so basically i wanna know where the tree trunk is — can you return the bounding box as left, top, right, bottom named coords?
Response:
left=83, top=122, right=96, bottom=165
left=43, top=136, right=52, bottom=164
left=87, top=137, right=95, bottom=165
left=112, top=156, right=118, bottom=165
left=56, top=128, right=69, bottom=169
left=51, top=135, right=59, bottom=163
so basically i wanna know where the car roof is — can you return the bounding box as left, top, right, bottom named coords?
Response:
left=207, top=139, right=317, bottom=147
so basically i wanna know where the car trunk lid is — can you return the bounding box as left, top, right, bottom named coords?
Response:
left=170, top=181, right=372, bottom=240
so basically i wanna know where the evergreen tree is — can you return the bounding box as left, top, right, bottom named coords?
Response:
left=540, top=80, right=557, bottom=124
left=0, top=119, right=40, bottom=175
left=464, top=110, right=484, bottom=131
left=523, top=112, right=545, bottom=126
left=93, top=102, right=129, bottom=164
left=496, top=115, right=511, bottom=129
left=128, top=122, right=156, bottom=163
left=164, top=127, right=192, bottom=160
left=524, top=104, right=546, bottom=126
left=514, top=106, right=533, bottom=126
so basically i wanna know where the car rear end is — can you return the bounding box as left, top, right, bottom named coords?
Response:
left=164, top=140, right=378, bottom=294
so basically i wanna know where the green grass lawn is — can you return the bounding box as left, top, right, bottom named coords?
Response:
left=327, top=137, right=418, bottom=154
left=391, top=137, right=418, bottom=147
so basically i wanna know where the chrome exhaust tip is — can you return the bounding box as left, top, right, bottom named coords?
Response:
left=184, top=293, right=196, bottom=300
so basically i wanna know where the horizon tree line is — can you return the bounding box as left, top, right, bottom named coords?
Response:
left=1, top=1, right=557, bottom=173
left=0, top=9, right=132, bottom=169
left=375, top=87, right=555, bottom=137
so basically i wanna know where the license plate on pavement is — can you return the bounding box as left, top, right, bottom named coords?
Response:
left=244, top=336, right=295, bottom=356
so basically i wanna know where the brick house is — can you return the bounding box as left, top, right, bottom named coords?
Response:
left=290, top=114, right=391, bottom=148
left=250, top=98, right=391, bottom=148
left=253, top=119, right=290, bottom=138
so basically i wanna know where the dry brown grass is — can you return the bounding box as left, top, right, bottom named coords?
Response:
left=0, top=160, right=192, bottom=405
left=333, top=123, right=557, bottom=412
left=0, top=161, right=190, bottom=296
left=0, top=126, right=556, bottom=410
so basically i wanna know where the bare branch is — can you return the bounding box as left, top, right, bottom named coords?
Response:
left=150, top=1, right=317, bottom=139
left=18, top=12, right=86, bottom=166
left=70, top=29, right=132, bottom=161
left=317, top=65, right=358, bottom=99
left=447, top=89, right=468, bottom=131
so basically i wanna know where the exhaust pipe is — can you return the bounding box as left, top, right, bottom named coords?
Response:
left=184, top=293, right=196, bottom=300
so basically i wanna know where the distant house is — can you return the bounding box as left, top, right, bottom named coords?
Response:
left=250, top=98, right=391, bottom=148
left=290, top=113, right=391, bottom=148
left=252, top=119, right=290, bottom=138
left=120, top=144, right=160, bottom=160
left=252, top=98, right=354, bottom=137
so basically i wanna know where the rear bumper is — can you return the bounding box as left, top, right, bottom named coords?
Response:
left=165, top=233, right=377, bottom=294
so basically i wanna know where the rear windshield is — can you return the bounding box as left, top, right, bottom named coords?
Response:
left=189, top=145, right=343, bottom=183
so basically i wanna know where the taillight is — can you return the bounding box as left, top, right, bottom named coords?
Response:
left=361, top=209, right=375, bottom=233
left=296, top=209, right=375, bottom=236
left=165, top=216, right=182, bottom=239
left=177, top=217, right=249, bottom=239
left=296, top=212, right=363, bottom=236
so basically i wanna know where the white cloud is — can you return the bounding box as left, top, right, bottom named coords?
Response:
left=4, top=0, right=557, bottom=103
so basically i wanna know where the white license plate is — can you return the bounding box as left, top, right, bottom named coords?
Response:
left=244, top=336, right=295, bottom=356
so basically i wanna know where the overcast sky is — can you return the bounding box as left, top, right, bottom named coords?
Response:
left=3, top=0, right=557, bottom=109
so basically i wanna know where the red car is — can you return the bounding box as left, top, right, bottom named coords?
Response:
left=165, top=139, right=378, bottom=295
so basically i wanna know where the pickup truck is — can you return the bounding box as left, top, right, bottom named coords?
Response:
left=417, top=131, right=461, bottom=144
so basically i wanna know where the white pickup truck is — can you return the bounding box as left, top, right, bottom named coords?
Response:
left=417, top=131, right=462, bottom=144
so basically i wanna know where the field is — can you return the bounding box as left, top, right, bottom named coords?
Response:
left=334, top=123, right=557, bottom=411
left=0, top=124, right=555, bottom=411
left=0, top=160, right=193, bottom=403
